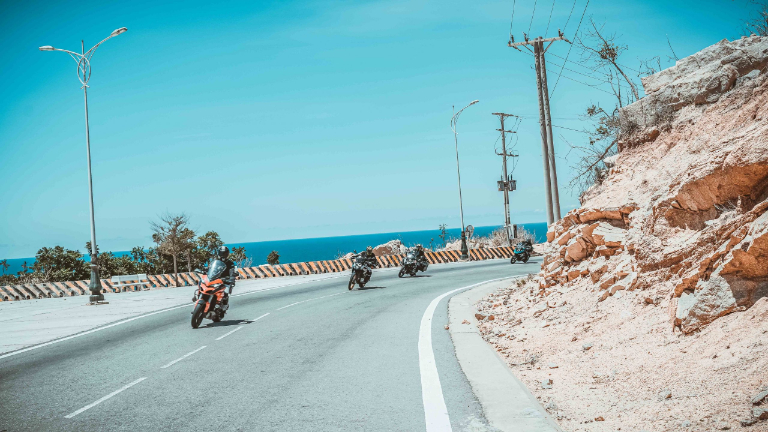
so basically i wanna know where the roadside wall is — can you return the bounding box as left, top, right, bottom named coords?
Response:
left=0, top=246, right=518, bottom=301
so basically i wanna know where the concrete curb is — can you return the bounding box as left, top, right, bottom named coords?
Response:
left=448, top=280, right=563, bottom=432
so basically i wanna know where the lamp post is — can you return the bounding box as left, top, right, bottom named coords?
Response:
left=450, top=100, right=479, bottom=261
left=40, top=27, right=127, bottom=304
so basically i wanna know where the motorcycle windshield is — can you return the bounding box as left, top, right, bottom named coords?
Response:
left=207, top=260, right=227, bottom=281
left=407, top=253, right=415, bottom=259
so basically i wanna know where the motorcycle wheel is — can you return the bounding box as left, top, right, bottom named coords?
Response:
left=191, top=303, right=205, bottom=329
left=522, top=253, right=529, bottom=263
left=510, top=256, right=517, bottom=264
left=348, top=274, right=356, bottom=290
left=398, top=268, right=406, bottom=278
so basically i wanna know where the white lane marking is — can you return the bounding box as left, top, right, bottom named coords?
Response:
left=215, top=326, right=244, bottom=341
left=0, top=303, right=190, bottom=361
left=160, top=346, right=207, bottom=369
left=275, top=292, right=345, bottom=311
left=241, top=312, right=270, bottom=324
left=0, top=276, right=343, bottom=361
left=64, top=377, right=147, bottom=419
left=418, top=277, right=514, bottom=432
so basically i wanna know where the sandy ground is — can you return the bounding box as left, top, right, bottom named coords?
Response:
left=475, top=276, right=768, bottom=431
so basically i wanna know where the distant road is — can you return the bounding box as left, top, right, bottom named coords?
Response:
left=0, top=258, right=540, bottom=431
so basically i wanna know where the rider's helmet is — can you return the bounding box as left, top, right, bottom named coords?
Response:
left=415, top=244, right=423, bottom=250
left=366, top=246, right=373, bottom=255
left=217, top=246, right=230, bottom=260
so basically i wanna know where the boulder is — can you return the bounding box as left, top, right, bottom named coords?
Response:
left=678, top=273, right=738, bottom=333
left=372, top=239, right=407, bottom=256
left=591, top=223, right=626, bottom=247
left=565, top=236, right=589, bottom=262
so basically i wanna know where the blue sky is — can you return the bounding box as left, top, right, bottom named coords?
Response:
left=0, top=0, right=756, bottom=258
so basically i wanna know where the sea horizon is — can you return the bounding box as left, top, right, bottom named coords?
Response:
left=1, top=222, right=547, bottom=275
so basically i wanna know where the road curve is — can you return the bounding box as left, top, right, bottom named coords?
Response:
left=0, top=258, right=540, bottom=432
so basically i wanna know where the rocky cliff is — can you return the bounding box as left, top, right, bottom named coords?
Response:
left=474, top=36, right=768, bottom=431
left=542, top=35, right=768, bottom=334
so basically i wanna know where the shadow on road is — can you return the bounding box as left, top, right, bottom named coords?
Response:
left=202, top=320, right=246, bottom=328
left=408, top=274, right=432, bottom=278
left=356, top=286, right=386, bottom=291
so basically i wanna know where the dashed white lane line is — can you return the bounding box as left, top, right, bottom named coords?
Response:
left=241, top=312, right=270, bottom=325
left=215, top=326, right=244, bottom=341
left=0, top=276, right=344, bottom=361
left=160, top=346, right=207, bottom=369
left=418, top=277, right=514, bottom=432
left=275, top=292, right=345, bottom=311
left=64, top=377, right=147, bottom=419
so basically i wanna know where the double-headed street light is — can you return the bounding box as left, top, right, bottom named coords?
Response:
left=450, top=100, right=479, bottom=261
left=40, top=27, right=127, bottom=304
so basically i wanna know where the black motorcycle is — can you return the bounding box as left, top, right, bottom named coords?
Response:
left=509, top=241, right=533, bottom=264
left=348, top=254, right=373, bottom=290
left=399, top=250, right=428, bottom=277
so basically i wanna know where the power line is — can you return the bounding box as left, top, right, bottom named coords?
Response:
left=509, top=0, right=516, bottom=39
left=517, top=48, right=615, bottom=90
left=550, top=0, right=590, bottom=96
left=561, top=0, right=577, bottom=32
left=528, top=0, right=538, bottom=36
left=544, top=0, right=556, bottom=37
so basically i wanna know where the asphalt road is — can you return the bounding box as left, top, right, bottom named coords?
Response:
left=0, top=258, right=540, bottom=432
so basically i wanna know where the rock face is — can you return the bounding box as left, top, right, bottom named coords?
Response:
left=537, top=36, right=768, bottom=334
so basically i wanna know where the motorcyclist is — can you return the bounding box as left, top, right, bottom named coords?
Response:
left=193, top=246, right=236, bottom=306
left=360, top=246, right=378, bottom=267
left=412, top=244, right=428, bottom=269
left=217, top=246, right=236, bottom=309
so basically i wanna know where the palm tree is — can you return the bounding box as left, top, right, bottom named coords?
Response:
left=0, top=259, right=8, bottom=275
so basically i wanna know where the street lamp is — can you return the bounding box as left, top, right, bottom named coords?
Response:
left=39, top=27, right=127, bottom=304
left=450, top=100, right=479, bottom=261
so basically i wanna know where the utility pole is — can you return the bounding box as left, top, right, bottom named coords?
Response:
left=508, top=31, right=568, bottom=225
left=492, top=113, right=518, bottom=244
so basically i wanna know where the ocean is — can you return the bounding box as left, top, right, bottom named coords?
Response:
left=1, top=222, right=547, bottom=275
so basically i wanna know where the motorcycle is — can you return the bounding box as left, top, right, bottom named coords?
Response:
left=348, top=254, right=373, bottom=290
left=509, top=241, right=533, bottom=264
left=399, top=251, right=428, bottom=277
left=191, top=260, right=231, bottom=329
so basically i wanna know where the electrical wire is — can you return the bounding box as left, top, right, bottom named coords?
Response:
left=544, top=0, right=556, bottom=37
left=509, top=0, right=516, bottom=39
left=550, top=0, right=589, bottom=97
left=528, top=0, right=538, bottom=36
left=561, top=0, right=577, bottom=32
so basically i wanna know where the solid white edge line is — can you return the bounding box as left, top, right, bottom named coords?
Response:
left=64, top=377, right=147, bottom=419
left=160, top=345, right=207, bottom=369
left=418, top=277, right=514, bottom=432
left=0, top=276, right=340, bottom=361
left=215, top=326, right=244, bottom=341
left=275, top=292, right=344, bottom=310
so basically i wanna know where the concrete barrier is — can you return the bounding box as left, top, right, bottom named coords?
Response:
left=0, top=246, right=516, bottom=301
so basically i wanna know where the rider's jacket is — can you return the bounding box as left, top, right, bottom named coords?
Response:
left=413, top=248, right=426, bottom=261
left=359, top=251, right=378, bottom=267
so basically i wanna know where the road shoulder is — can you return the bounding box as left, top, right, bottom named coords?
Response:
left=448, top=280, right=562, bottom=432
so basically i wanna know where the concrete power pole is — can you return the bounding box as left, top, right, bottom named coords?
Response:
left=492, top=112, right=518, bottom=244
left=509, top=31, right=568, bottom=225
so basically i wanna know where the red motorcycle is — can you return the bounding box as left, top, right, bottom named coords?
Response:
left=191, top=260, right=230, bottom=329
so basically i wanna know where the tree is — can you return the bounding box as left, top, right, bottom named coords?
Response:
left=438, top=224, right=448, bottom=247
left=195, top=231, right=224, bottom=264
left=267, top=251, right=280, bottom=266
left=32, top=246, right=90, bottom=282
left=566, top=19, right=657, bottom=194
left=744, top=1, right=768, bottom=36
left=230, top=246, right=252, bottom=268
left=0, top=259, right=8, bottom=275
left=150, top=213, right=195, bottom=285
